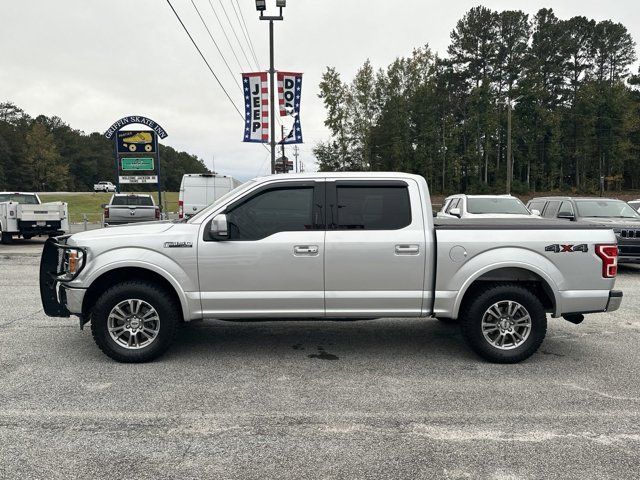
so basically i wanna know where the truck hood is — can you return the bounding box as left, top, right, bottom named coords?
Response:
left=579, top=217, right=640, bottom=227
left=68, top=221, right=175, bottom=244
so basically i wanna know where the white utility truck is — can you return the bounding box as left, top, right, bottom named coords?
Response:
left=179, top=173, right=241, bottom=219
left=0, top=192, right=68, bottom=244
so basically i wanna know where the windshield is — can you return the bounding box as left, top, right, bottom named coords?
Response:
left=0, top=193, right=39, bottom=204
left=576, top=200, right=640, bottom=218
left=186, top=179, right=256, bottom=223
left=467, top=197, right=530, bottom=215
left=111, top=195, right=154, bottom=206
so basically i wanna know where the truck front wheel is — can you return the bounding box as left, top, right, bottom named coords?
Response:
left=460, top=284, right=547, bottom=363
left=90, top=281, right=179, bottom=362
left=1, top=231, right=12, bottom=244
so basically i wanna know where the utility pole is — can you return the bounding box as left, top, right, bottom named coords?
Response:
left=280, top=124, right=286, bottom=173
left=256, top=1, right=286, bottom=174
left=506, top=100, right=512, bottom=194
left=293, top=145, right=299, bottom=173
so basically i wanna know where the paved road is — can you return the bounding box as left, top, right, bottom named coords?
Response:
left=0, top=256, right=639, bottom=479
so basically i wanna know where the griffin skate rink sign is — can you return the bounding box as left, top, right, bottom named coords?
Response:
left=104, top=116, right=168, bottom=207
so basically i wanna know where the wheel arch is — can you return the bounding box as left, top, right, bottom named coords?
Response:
left=453, top=264, right=560, bottom=319
left=82, top=266, right=188, bottom=322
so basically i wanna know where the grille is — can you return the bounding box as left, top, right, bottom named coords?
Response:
left=619, top=229, right=640, bottom=239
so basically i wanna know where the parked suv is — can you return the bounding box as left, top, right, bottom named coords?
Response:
left=438, top=194, right=538, bottom=219
left=527, top=196, right=640, bottom=263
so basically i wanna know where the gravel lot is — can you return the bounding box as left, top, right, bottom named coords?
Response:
left=1, top=251, right=639, bottom=479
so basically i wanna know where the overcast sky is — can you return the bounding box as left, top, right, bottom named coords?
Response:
left=1, top=1, right=639, bottom=181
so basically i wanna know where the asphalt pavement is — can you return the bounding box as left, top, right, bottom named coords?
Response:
left=0, top=253, right=639, bottom=479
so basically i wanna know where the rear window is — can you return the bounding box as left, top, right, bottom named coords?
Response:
left=0, top=194, right=39, bottom=204
left=467, top=197, right=530, bottom=215
left=336, top=185, right=411, bottom=230
left=111, top=195, right=154, bottom=206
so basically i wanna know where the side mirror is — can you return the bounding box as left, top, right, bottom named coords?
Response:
left=531, top=209, right=541, bottom=216
left=449, top=207, right=461, bottom=218
left=100, top=203, right=107, bottom=209
left=557, top=211, right=575, bottom=221
left=209, top=213, right=229, bottom=240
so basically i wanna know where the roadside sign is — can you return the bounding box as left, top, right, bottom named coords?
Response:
left=121, top=157, right=155, bottom=171
left=116, top=130, right=157, bottom=154
left=119, top=175, right=158, bottom=184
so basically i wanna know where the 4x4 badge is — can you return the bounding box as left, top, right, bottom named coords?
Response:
left=545, top=244, right=588, bottom=253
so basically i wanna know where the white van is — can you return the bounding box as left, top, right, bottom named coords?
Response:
left=178, top=174, right=241, bottom=219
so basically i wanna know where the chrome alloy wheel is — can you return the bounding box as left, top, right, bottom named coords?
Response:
left=107, top=299, right=160, bottom=349
left=481, top=300, right=532, bottom=350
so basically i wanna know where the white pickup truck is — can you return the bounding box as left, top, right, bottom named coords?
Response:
left=0, top=192, right=69, bottom=244
left=93, top=181, right=116, bottom=193
left=39, top=173, right=622, bottom=364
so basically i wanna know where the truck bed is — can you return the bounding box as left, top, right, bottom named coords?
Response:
left=433, top=217, right=613, bottom=230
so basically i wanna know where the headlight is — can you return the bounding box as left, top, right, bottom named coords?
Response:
left=57, top=248, right=86, bottom=281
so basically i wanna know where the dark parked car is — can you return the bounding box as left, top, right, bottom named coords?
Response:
left=527, top=196, right=640, bottom=264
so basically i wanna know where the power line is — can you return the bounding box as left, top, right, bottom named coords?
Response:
left=166, top=0, right=270, bottom=156
left=166, top=0, right=244, bottom=120
left=232, top=0, right=260, bottom=70
left=190, top=0, right=243, bottom=94
left=206, top=0, right=245, bottom=74
left=217, top=0, right=256, bottom=71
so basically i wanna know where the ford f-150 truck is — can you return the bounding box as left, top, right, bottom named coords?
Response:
left=39, top=173, right=622, bottom=364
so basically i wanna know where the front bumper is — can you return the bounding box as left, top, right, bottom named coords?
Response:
left=39, top=237, right=86, bottom=318
left=39, top=237, right=71, bottom=317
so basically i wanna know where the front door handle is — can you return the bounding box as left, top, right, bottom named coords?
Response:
left=294, top=245, right=319, bottom=255
left=395, top=244, right=419, bottom=255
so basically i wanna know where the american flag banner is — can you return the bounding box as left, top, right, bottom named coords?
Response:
left=242, top=72, right=269, bottom=143
left=277, top=71, right=303, bottom=144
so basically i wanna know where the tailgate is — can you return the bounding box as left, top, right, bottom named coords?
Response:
left=108, top=206, right=156, bottom=221
left=18, top=203, right=66, bottom=221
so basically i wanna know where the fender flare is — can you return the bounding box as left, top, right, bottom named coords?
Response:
left=82, top=258, right=192, bottom=320
left=451, top=257, right=562, bottom=319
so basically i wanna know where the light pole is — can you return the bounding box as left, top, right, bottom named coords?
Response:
left=255, top=0, right=286, bottom=174
left=505, top=95, right=522, bottom=194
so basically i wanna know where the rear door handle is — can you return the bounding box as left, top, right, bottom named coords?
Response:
left=395, top=244, right=419, bottom=255
left=294, top=245, right=319, bottom=255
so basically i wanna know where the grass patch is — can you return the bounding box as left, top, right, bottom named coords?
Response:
left=39, top=192, right=179, bottom=223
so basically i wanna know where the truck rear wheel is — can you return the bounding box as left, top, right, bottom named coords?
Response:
left=460, top=284, right=547, bottom=363
left=90, top=281, right=179, bottom=363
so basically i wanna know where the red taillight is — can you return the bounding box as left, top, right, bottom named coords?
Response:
left=178, top=200, right=184, bottom=219
left=595, top=244, right=618, bottom=278
left=155, top=207, right=160, bottom=220
left=103, top=207, right=109, bottom=219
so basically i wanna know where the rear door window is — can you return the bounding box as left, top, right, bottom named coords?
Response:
left=334, top=184, right=411, bottom=230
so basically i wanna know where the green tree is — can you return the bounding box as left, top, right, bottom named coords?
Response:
left=24, top=121, right=69, bottom=191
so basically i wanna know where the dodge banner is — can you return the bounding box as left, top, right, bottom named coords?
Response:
left=243, top=72, right=269, bottom=143
left=277, top=71, right=303, bottom=144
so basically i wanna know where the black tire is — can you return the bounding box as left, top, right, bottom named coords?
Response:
left=459, top=284, right=547, bottom=363
left=90, top=281, right=179, bottom=363
left=1, top=232, right=12, bottom=244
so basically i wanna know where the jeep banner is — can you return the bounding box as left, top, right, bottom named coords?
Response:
left=277, top=71, right=303, bottom=144
left=242, top=72, right=269, bottom=143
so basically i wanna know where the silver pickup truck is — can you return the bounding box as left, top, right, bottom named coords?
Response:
left=40, top=173, right=622, bottom=364
left=102, top=193, right=159, bottom=227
